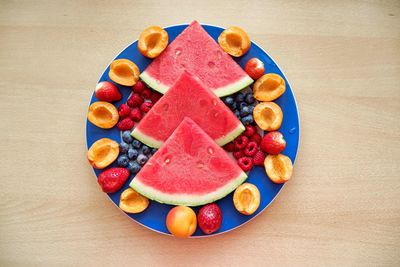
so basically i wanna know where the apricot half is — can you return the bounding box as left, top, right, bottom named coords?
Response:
left=119, top=188, right=149, bottom=213
left=218, top=26, right=251, bottom=57
left=253, top=73, right=286, bottom=101
left=87, top=101, right=119, bottom=129
left=138, top=26, right=168, bottom=58
left=233, top=183, right=260, bottom=215
left=253, top=102, right=283, bottom=131
left=264, top=154, right=293, bottom=184
left=109, top=59, right=139, bottom=86
left=166, top=206, right=197, bottom=238
left=87, top=138, right=119, bottom=169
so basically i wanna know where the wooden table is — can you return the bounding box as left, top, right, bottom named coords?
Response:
left=1, top=1, right=399, bottom=266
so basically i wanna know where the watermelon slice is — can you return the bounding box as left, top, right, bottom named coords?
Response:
left=130, top=117, right=247, bottom=206
left=131, top=71, right=244, bottom=148
left=140, top=21, right=253, bottom=97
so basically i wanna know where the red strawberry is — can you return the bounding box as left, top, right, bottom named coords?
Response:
left=141, top=88, right=152, bottom=99
left=252, top=151, right=266, bottom=166
left=233, top=150, right=244, bottom=159
left=223, top=142, right=235, bottom=152
left=95, top=81, right=122, bottom=102
left=117, top=117, right=134, bottom=131
left=97, top=167, right=130, bottom=193
left=129, top=107, right=142, bottom=122
left=250, top=133, right=262, bottom=144
left=140, top=102, right=153, bottom=113
left=197, top=203, right=222, bottom=234
left=234, top=135, right=249, bottom=150
left=243, top=141, right=258, bottom=157
left=237, top=157, right=253, bottom=172
left=118, top=104, right=131, bottom=118
left=149, top=91, right=163, bottom=103
left=261, top=131, right=286, bottom=155
left=244, top=125, right=257, bottom=137
left=132, top=80, right=146, bottom=94
left=127, top=93, right=144, bottom=108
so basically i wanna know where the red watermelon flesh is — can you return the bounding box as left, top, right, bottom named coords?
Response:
left=131, top=71, right=244, bottom=148
left=140, top=21, right=253, bottom=97
left=130, top=117, right=247, bottom=206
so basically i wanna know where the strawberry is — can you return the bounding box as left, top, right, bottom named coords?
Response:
left=132, top=80, right=146, bottom=94
left=149, top=91, right=163, bottom=103
left=252, top=151, right=266, bottom=166
left=261, top=131, right=286, bottom=155
left=243, top=141, right=258, bottom=157
left=117, top=118, right=134, bottom=131
left=141, top=88, right=152, bottom=99
left=234, top=135, right=249, bottom=150
left=129, top=107, right=142, bottom=122
left=127, top=93, right=144, bottom=108
left=197, top=203, right=222, bottom=234
left=140, top=102, right=153, bottom=113
left=237, top=157, right=253, bottom=172
left=250, top=133, right=262, bottom=144
left=223, top=142, right=235, bottom=152
left=95, top=81, right=122, bottom=102
left=118, top=104, right=131, bottom=118
left=97, top=167, right=130, bottom=193
left=244, top=125, right=257, bottom=137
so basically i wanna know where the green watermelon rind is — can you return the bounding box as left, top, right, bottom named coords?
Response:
left=129, top=171, right=248, bottom=206
left=140, top=71, right=254, bottom=97
left=131, top=123, right=245, bottom=148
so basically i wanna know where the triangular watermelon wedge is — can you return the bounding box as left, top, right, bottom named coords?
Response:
left=130, top=117, right=247, bottom=206
left=131, top=71, right=244, bottom=148
left=140, top=21, right=253, bottom=97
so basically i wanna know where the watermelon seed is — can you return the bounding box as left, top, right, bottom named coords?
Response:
left=207, top=147, right=214, bottom=155
left=175, top=48, right=182, bottom=56
left=208, top=61, right=215, bottom=68
left=164, top=157, right=171, bottom=164
left=212, top=99, right=218, bottom=106
left=162, top=103, right=169, bottom=111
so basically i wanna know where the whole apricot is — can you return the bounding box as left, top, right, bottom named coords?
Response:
left=87, top=101, right=119, bottom=129
left=138, top=26, right=168, bottom=58
left=87, top=138, right=119, bottom=169
left=253, top=73, right=286, bottom=102
left=166, top=206, right=197, bottom=238
left=233, top=183, right=260, bottom=215
left=218, top=26, right=251, bottom=57
left=264, top=154, right=293, bottom=184
left=253, top=102, right=283, bottom=131
left=109, top=59, right=140, bottom=86
left=119, top=188, right=149, bottom=213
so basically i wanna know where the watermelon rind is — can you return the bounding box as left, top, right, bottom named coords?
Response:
left=140, top=70, right=253, bottom=97
left=131, top=122, right=245, bottom=148
left=130, top=171, right=247, bottom=206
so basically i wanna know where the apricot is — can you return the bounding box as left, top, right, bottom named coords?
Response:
left=119, top=188, right=149, bottom=213
left=264, top=154, right=293, bottom=184
left=218, top=26, right=251, bottom=57
left=138, top=26, right=168, bottom=58
left=87, top=138, right=119, bottom=169
left=253, top=102, right=283, bottom=131
left=253, top=73, right=286, bottom=101
left=166, top=206, right=197, bottom=238
left=233, top=183, right=260, bottom=215
left=109, top=59, right=140, bottom=86
left=87, top=101, right=119, bottom=129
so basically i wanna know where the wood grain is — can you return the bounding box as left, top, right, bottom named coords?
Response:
left=1, top=1, right=399, bottom=266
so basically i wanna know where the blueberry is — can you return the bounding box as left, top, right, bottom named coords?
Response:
left=117, top=155, right=129, bottom=167
left=248, top=105, right=255, bottom=114
left=245, top=94, right=254, bottom=104
left=132, top=139, right=142, bottom=149
left=240, top=106, right=250, bottom=117
left=127, top=161, right=141, bottom=174
left=119, top=142, right=129, bottom=153
left=234, top=110, right=240, bottom=119
left=235, top=93, right=245, bottom=103
left=239, top=102, right=248, bottom=110
left=223, top=96, right=234, bottom=106
left=241, top=114, right=254, bottom=125
left=122, top=131, right=133, bottom=143
left=230, top=102, right=237, bottom=111
left=137, top=154, right=149, bottom=166
left=151, top=148, right=158, bottom=155
left=127, top=148, right=139, bottom=160
left=141, top=145, right=151, bottom=155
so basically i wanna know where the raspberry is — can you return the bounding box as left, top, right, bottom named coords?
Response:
left=127, top=93, right=144, bottom=108
left=117, top=117, right=134, bottom=131
left=237, top=157, right=253, bottom=172
left=233, top=150, right=244, bottom=159
left=234, top=135, right=249, bottom=150
left=244, top=125, right=257, bottom=137
left=133, top=80, right=146, bottom=94
left=250, top=133, right=262, bottom=144
left=223, top=142, right=235, bottom=152
left=141, top=88, right=152, bottom=99
left=150, top=91, right=163, bottom=103
left=129, top=107, right=142, bottom=122
left=252, top=151, right=265, bottom=166
left=243, top=141, right=258, bottom=157
left=140, top=102, right=153, bottom=113
left=118, top=104, right=131, bottom=118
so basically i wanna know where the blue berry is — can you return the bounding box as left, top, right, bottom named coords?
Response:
left=248, top=105, right=255, bottom=114
left=119, top=142, right=129, bottom=153
left=117, top=155, right=129, bottom=167
left=224, top=96, right=234, bottom=106
left=151, top=148, right=158, bottom=155
left=239, top=102, right=248, bottom=110
left=132, top=139, right=142, bottom=149
left=230, top=102, right=237, bottom=111
left=127, top=148, right=139, bottom=160
left=235, top=93, right=245, bottom=103
left=141, top=145, right=151, bottom=155
left=240, top=106, right=250, bottom=117
left=234, top=110, right=240, bottom=118
left=122, top=131, right=133, bottom=143
left=127, top=161, right=141, bottom=174
left=245, top=94, right=254, bottom=104
left=241, top=114, right=254, bottom=125
left=137, top=154, right=149, bottom=166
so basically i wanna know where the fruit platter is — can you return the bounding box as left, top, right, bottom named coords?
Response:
left=86, top=21, right=299, bottom=237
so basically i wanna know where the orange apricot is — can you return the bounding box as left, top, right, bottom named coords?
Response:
left=109, top=59, right=139, bottom=86
left=253, top=73, right=286, bottom=101
left=233, top=183, right=260, bottom=215
left=253, top=102, right=283, bottom=131
left=87, top=101, right=119, bottom=129
left=218, top=26, right=251, bottom=57
left=264, top=154, right=293, bottom=184
left=119, top=188, right=149, bottom=214
left=166, top=206, right=197, bottom=238
left=138, top=26, right=168, bottom=58
left=87, top=138, right=119, bottom=169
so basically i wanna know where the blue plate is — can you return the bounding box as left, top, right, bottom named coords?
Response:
left=86, top=23, right=300, bottom=237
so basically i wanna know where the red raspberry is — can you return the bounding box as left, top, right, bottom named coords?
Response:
left=252, top=151, right=265, bottom=166
left=237, top=157, right=253, bottom=172
left=234, top=135, right=249, bottom=150
left=133, top=80, right=146, bottom=94
left=118, top=104, right=131, bottom=118
left=141, top=88, right=152, bottom=99
left=244, top=125, right=257, bottom=137
left=149, top=91, right=163, bottom=103
left=129, top=108, right=142, bottom=122
left=243, top=141, right=258, bottom=157
left=233, top=150, right=244, bottom=159
left=250, top=133, right=262, bottom=144
left=140, top=102, right=153, bottom=113
left=127, top=93, right=144, bottom=108
left=117, top=117, right=134, bottom=131
left=223, top=142, right=235, bottom=152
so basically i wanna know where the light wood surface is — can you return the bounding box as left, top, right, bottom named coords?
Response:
left=1, top=1, right=399, bottom=266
